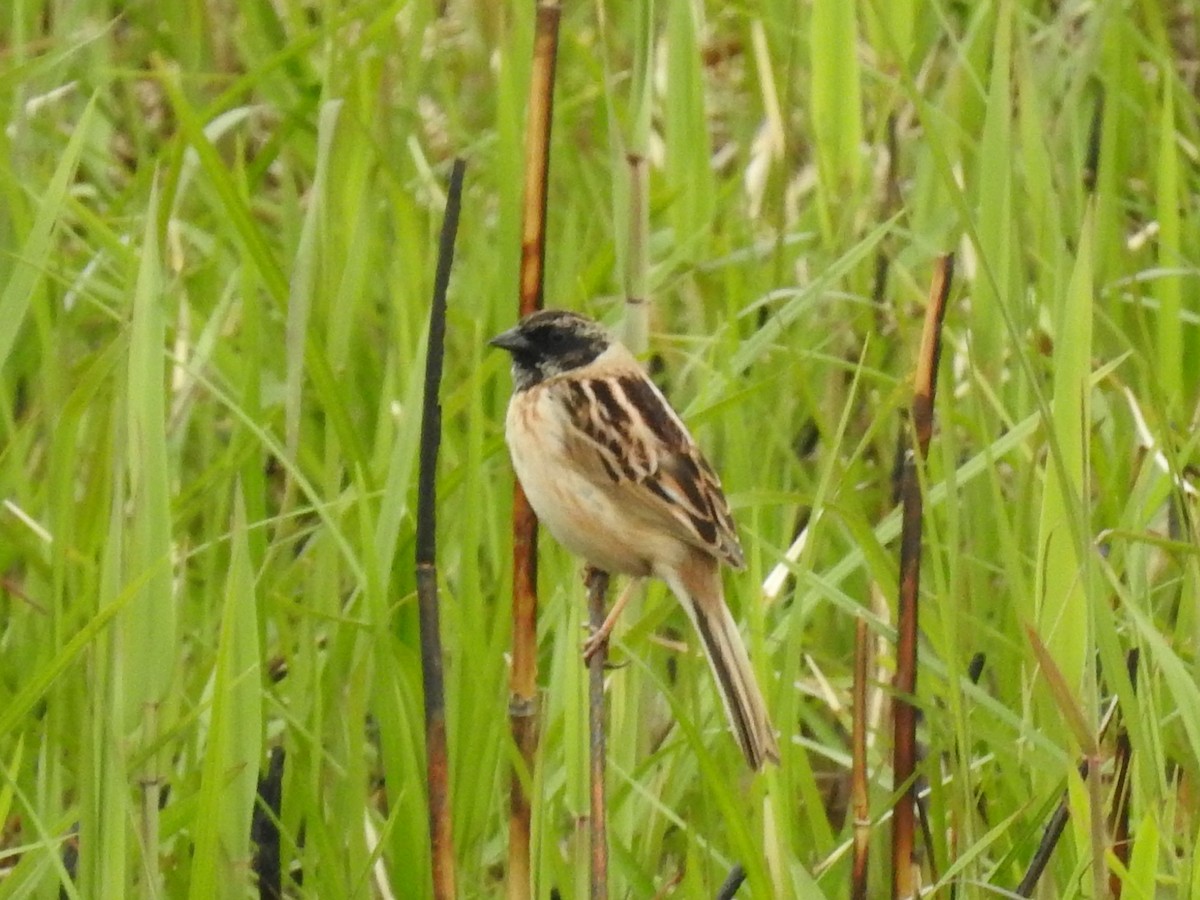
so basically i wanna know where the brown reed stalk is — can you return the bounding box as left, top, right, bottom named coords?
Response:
left=416, top=157, right=467, bottom=900
left=891, top=255, right=953, bottom=899
left=508, top=4, right=561, bottom=898
left=585, top=567, right=610, bottom=899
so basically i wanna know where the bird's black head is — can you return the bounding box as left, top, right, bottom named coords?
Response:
left=490, top=309, right=612, bottom=390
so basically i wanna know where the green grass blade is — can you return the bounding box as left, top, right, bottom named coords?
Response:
left=810, top=0, right=863, bottom=213
left=284, top=99, right=342, bottom=456
left=0, top=95, right=96, bottom=373
left=1034, top=205, right=1094, bottom=697
left=124, top=173, right=178, bottom=895
left=972, top=3, right=1014, bottom=381
left=1154, top=75, right=1181, bottom=408
left=188, top=491, right=264, bottom=900
left=124, top=174, right=176, bottom=721
left=664, top=0, right=714, bottom=250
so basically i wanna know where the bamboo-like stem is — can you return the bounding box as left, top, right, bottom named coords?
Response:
left=415, top=157, right=466, bottom=900
left=851, top=616, right=871, bottom=900
left=516, top=0, right=561, bottom=313
left=508, top=5, right=561, bottom=898
left=622, top=152, right=649, bottom=355
left=139, top=700, right=162, bottom=900
left=891, top=255, right=953, bottom=899
left=613, top=0, right=652, bottom=355
left=1086, top=746, right=1106, bottom=899
left=585, top=567, right=610, bottom=900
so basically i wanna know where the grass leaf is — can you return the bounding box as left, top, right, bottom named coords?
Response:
left=188, top=490, right=263, bottom=900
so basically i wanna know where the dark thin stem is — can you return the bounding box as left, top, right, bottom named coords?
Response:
left=416, top=158, right=465, bottom=562
left=1082, top=86, right=1103, bottom=194
left=1108, top=758, right=1132, bottom=894
left=890, top=451, right=922, bottom=900
left=1017, top=649, right=1138, bottom=897
left=715, top=863, right=746, bottom=900
left=416, top=157, right=466, bottom=900
left=1015, top=760, right=1086, bottom=897
left=1108, top=651, right=1137, bottom=897
left=586, top=567, right=610, bottom=900
left=251, top=747, right=285, bottom=900
left=891, top=255, right=953, bottom=900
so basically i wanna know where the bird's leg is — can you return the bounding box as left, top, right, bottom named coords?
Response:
left=582, top=577, right=639, bottom=664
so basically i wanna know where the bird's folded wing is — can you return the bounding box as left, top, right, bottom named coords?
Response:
left=553, top=375, right=745, bottom=570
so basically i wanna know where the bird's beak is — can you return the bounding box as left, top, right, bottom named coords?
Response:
left=489, top=325, right=529, bottom=353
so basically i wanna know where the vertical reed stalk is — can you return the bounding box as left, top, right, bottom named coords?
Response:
left=416, top=157, right=467, bottom=900
left=508, top=5, right=562, bottom=897
left=851, top=617, right=871, bottom=900
left=891, top=255, right=953, bottom=899
left=585, top=567, right=610, bottom=899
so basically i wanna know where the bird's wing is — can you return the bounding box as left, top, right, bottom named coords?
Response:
left=552, top=371, right=745, bottom=570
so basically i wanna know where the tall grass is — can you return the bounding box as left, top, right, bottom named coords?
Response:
left=0, top=1, right=1197, bottom=897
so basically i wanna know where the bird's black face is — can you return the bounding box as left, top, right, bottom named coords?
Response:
left=490, top=309, right=611, bottom=390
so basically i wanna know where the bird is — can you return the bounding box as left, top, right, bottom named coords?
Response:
left=490, top=308, right=780, bottom=769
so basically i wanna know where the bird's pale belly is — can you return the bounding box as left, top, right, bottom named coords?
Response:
left=505, top=390, right=657, bottom=577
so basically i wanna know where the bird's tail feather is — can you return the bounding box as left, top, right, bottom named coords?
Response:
left=672, top=573, right=780, bottom=769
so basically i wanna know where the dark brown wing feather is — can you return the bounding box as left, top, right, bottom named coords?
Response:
left=554, top=373, right=745, bottom=569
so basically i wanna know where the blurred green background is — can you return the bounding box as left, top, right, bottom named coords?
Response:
left=1, top=1, right=1197, bottom=897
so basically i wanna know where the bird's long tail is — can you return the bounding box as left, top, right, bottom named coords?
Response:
left=668, top=567, right=780, bottom=770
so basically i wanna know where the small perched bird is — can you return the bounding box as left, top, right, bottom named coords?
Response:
left=491, top=309, right=780, bottom=769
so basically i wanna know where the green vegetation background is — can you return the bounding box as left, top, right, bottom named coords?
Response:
left=1, top=1, right=1197, bottom=897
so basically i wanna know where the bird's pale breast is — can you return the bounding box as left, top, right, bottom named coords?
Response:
left=505, top=385, right=668, bottom=577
